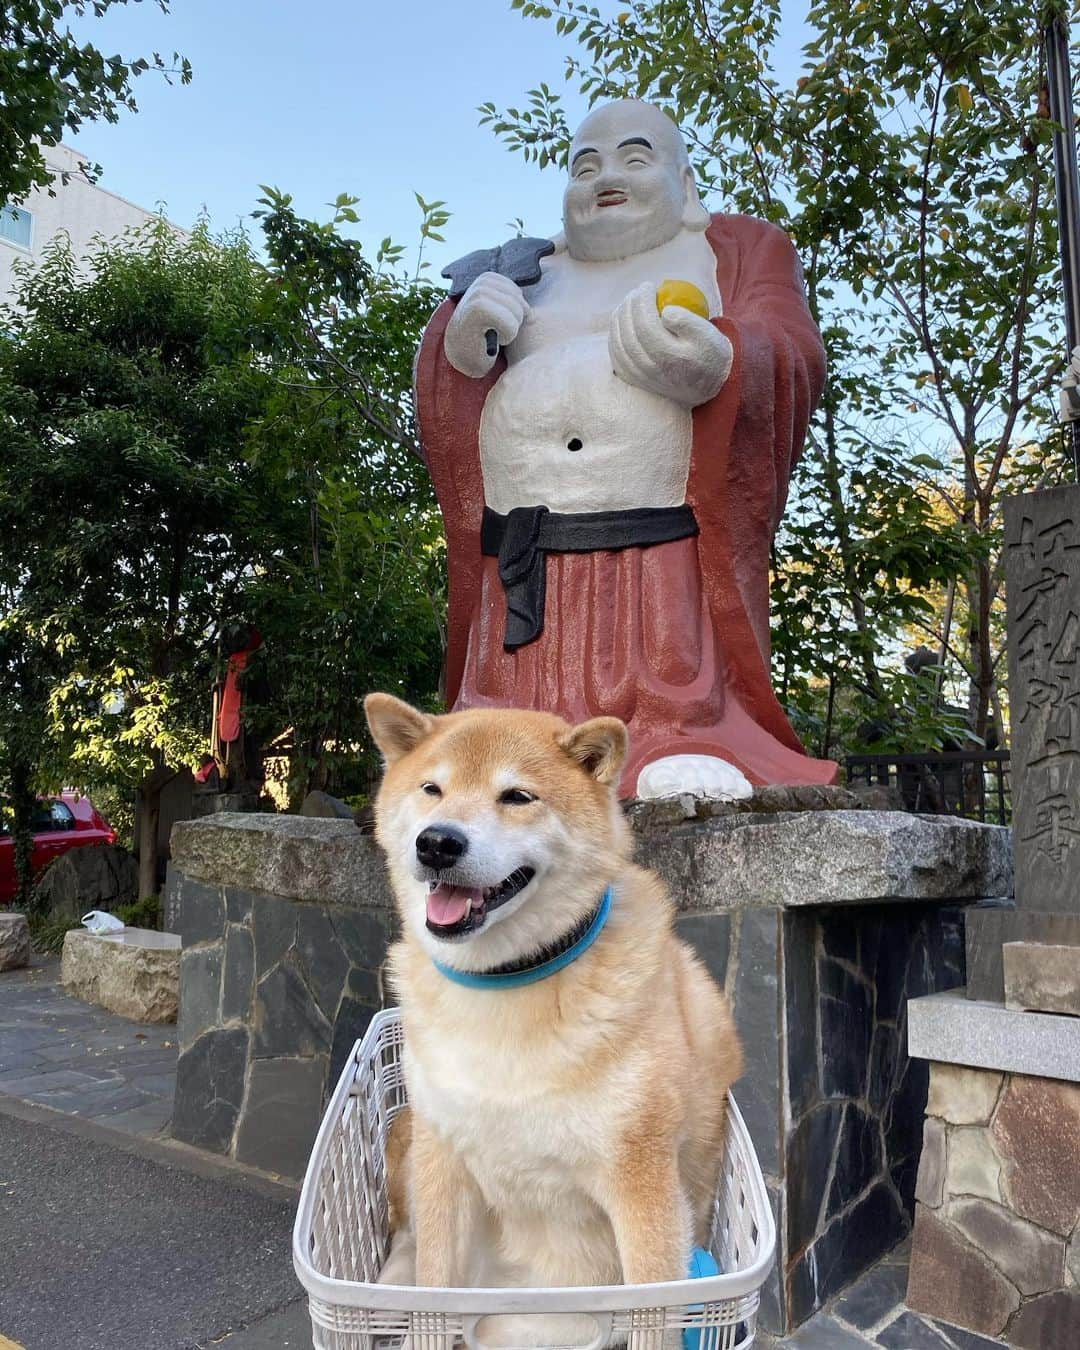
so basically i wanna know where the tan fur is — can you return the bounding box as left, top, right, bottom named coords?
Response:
left=365, top=695, right=742, bottom=1339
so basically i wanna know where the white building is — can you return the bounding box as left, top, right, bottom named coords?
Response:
left=0, top=143, right=164, bottom=304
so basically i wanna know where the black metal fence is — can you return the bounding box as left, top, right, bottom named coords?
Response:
left=845, top=751, right=1012, bottom=826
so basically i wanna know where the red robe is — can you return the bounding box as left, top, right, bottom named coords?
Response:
left=416, top=214, right=838, bottom=793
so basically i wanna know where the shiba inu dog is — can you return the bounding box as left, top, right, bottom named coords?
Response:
left=364, top=694, right=742, bottom=1345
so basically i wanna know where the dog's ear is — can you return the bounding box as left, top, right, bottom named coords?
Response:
left=364, top=693, right=434, bottom=763
left=559, top=717, right=628, bottom=786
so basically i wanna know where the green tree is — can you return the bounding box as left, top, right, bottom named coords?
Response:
left=0, top=220, right=280, bottom=899
left=483, top=0, right=1072, bottom=758
left=245, top=190, right=446, bottom=805
left=0, top=0, right=190, bottom=204
left=0, top=202, right=449, bottom=902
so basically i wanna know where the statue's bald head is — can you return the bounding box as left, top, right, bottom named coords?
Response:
left=562, top=100, right=709, bottom=262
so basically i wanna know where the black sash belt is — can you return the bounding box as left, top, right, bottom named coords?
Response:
left=481, top=503, right=699, bottom=651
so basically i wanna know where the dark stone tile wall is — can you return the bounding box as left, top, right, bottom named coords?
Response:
left=781, top=903, right=968, bottom=1330
left=679, top=899, right=968, bottom=1335
left=169, top=871, right=392, bottom=1179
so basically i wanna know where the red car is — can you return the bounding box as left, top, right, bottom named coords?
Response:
left=0, top=793, right=116, bottom=905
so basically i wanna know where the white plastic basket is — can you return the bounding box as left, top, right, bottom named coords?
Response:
left=293, top=1009, right=775, bottom=1350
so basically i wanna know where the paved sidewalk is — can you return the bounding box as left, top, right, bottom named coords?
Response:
left=0, top=955, right=175, bottom=1135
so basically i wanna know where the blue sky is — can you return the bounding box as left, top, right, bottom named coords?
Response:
left=69, top=1, right=808, bottom=276
left=68, top=0, right=594, bottom=273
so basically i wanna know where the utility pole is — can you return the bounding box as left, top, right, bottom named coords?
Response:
left=1044, top=8, right=1080, bottom=478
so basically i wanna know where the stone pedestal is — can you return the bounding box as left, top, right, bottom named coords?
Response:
left=167, top=807, right=1009, bottom=1333
left=0, top=911, right=31, bottom=970
left=906, top=991, right=1080, bottom=1345
left=61, top=927, right=180, bottom=1022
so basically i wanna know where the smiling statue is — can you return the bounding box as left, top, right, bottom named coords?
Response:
left=415, top=99, right=838, bottom=798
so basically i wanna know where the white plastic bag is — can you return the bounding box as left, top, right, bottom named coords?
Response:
left=81, top=910, right=124, bottom=934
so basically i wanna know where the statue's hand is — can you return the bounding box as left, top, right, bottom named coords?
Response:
left=609, top=282, right=732, bottom=408
left=444, top=271, right=530, bottom=378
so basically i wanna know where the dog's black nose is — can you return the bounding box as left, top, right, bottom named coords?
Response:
left=415, top=824, right=469, bottom=871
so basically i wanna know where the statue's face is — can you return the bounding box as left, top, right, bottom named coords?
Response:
left=562, top=101, right=699, bottom=262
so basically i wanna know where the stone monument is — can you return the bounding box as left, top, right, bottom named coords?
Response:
left=415, top=99, right=838, bottom=798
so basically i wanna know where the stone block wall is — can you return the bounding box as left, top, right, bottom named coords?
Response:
left=167, top=817, right=394, bottom=1180
left=907, top=1063, right=1080, bottom=1347
left=778, top=903, right=967, bottom=1328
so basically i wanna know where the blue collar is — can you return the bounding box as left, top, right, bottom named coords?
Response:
left=432, top=886, right=614, bottom=990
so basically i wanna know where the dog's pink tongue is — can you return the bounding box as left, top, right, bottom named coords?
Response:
left=426, top=883, right=484, bottom=926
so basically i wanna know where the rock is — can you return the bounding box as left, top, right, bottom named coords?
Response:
left=991, top=1074, right=1080, bottom=1235
left=634, top=809, right=1011, bottom=910
left=966, top=907, right=1080, bottom=1003
left=300, top=790, right=356, bottom=820
left=1004, top=941, right=1080, bottom=1016
left=946, top=1126, right=1002, bottom=1203
left=927, top=1063, right=1003, bottom=1125
left=34, top=844, right=138, bottom=922
left=844, top=782, right=906, bottom=812
left=624, top=784, right=864, bottom=828
left=170, top=808, right=1011, bottom=913
left=915, top=1117, right=947, bottom=1209
left=1067, top=1227, right=1080, bottom=1287
left=172, top=1026, right=248, bottom=1154
left=252, top=955, right=332, bottom=1059
left=233, top=1057, right=325, bottom=1179
left=948, top=1197, right=1064, bottom=1295
left=906, top=1206, right=1021, bottom=1335
left=177, top=945, right=223, bottom=1048
left=909, top=990, right=1080, bottom=1084
left=0, top=911, right=30, bottom=970
left=61, top=927, right=180, bottom=1023
left=1006, top=1288, right=1080, bottom=1350
left=171, top=814, right=391, bottom=909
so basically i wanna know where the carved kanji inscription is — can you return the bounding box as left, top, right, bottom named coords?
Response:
left=1005, top=485, right=1080, bottom=911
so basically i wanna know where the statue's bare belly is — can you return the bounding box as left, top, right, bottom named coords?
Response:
left=479, top=334, right=692, bottom=514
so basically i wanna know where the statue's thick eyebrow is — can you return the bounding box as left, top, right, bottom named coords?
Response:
left=571, top=146, right=598, bottom=167
left=618, top=137, right=652, bottom=149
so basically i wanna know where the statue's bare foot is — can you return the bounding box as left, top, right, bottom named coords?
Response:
left=636, top=754, right=753, bottom=802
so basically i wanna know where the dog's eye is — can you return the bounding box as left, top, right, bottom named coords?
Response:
left=420, top=782, right=442, bottom=797
left=499, top=788, right=536, bottom=805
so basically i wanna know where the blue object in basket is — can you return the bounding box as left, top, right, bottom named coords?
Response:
left=683, top=1247, right=748, bottom=1350
left=683, top=1247, right=719, bottom=1350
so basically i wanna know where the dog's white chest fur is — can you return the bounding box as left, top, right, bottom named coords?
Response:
left=404, top=1026, right=637, bottom=1288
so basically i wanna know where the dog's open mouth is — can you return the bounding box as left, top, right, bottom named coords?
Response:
left=425, top=867, right=536, bottom=938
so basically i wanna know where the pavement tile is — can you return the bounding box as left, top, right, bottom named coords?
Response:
left=0, top=1067, right=115, bottom=1094
left=130, top=1072, right=176, bottom=1099
left=0, top=1051, right=44, bottom=1074
left=833, top=1259, right=909, bottom=1331
left=929, top=1321, right=1005, bottom=1350
left=876, top=1312, right=956, bottom=1348
left=785, top=1314, right=875, bottom=1347
left=0, top=959, right=179, bottom=1149
left=102, top=1103, right=173, bottom=1137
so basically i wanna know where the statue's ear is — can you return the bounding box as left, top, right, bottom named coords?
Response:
left=364, top=694, right=434, bottom=763
left=681, top=167, right=711, bottom=232
left=559, top=717, right=629, bottom=786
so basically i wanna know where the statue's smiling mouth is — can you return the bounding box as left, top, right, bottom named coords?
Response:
left=596, top=190, right=628, bottom=208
